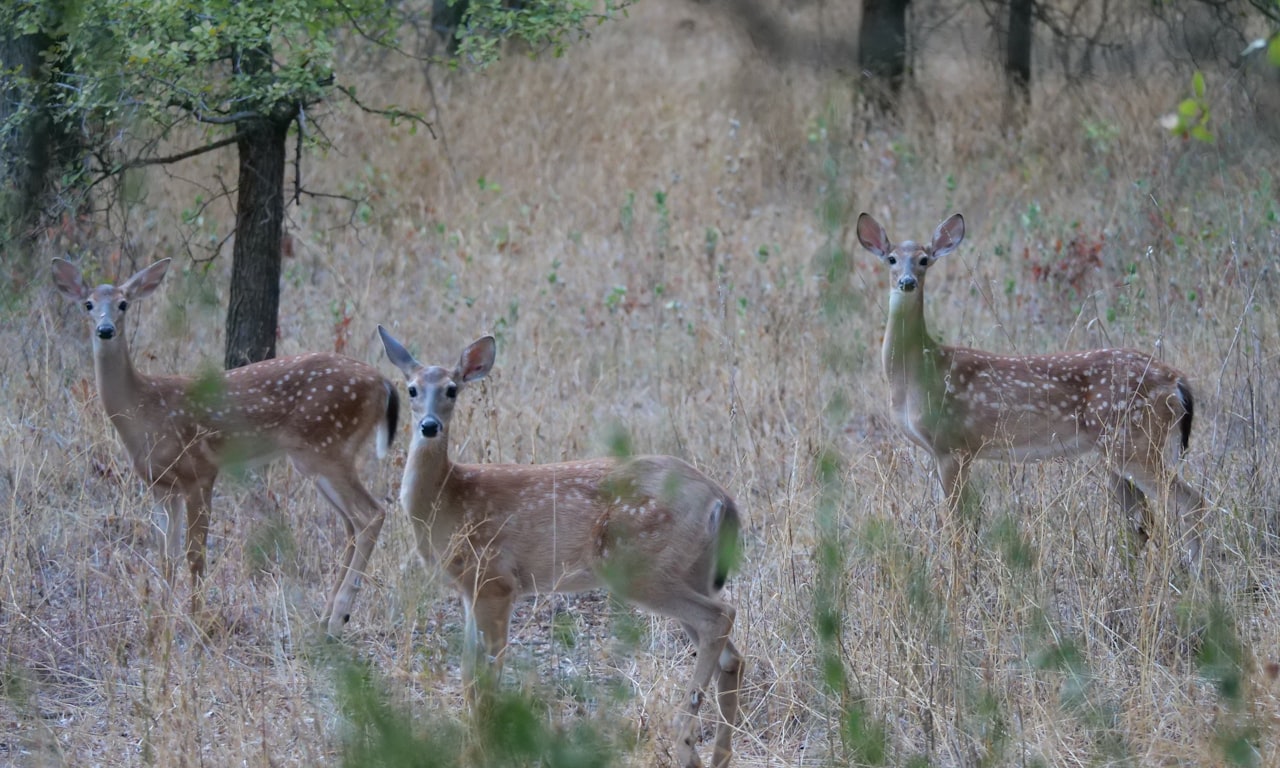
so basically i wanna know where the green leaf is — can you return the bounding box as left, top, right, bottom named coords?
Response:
left=1269, top=35, right=1280, bottom=68
left=1178, top=99, right=1200, bottom=118
left=1192, top=70, right=1206, bottom=99
left=1191, top=125, right=1214, bottom=143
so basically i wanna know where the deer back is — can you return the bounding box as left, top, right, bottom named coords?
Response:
left=924, top=346, right=1188, bottom=462
left=217, top=353, right=395, bottom=465
left=595, top=454, right=740, bottom=600
left=109, top=354, right=393, bottom=485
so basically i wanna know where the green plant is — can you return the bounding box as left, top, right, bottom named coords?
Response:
left=620, top=190, right=635, bottom=238
left=652, top=189, right=669, bottom=257
left=604, top=284, right=627, bottom=313
left=1161, top=71, right=1213, bottom=142
left=1083, top=117, right=1119, bottom=154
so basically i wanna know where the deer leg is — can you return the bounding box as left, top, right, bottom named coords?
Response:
left=1171, top=476, right=1208, bottom=570
left=313, top=476, right=357, bottom=617
left=461, top=596, right=481, bottom=704
left=314, top=475, right=385, bottom=635
left=183, top=478, right=214, bottom=619
left=712, top=638, right=743, bottom=768
left=678, top=539, right=742, bottom=768
left=935, top=452, right=975, bottom=596
left=325, top=509, right=356, bottom=631
left=183, top=479, right=213, bottom=584
left=936, top=452, right=977, bottom=527
left=462, top=586, right=514, bottom=713
left=673, top=568, right=744, bottom=765
left=1109, top=471, right=1150, bottom=551
left=642, top=589, right=736, bottom=768
left=1117, top=457, right=1207, bottom=572
left=157, top=491, right=185, bottom=582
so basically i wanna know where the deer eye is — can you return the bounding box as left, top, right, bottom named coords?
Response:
left=445, top=384, right=458, bottom=399
left=886, top=256, right=897, bottom=266
left=117, top=300, right=128, bottom=311
left=407, top=385, right=418, bottom=398
left=84, top=301, right=94, bottom=311
left=919, top=257, right=930, bottom=267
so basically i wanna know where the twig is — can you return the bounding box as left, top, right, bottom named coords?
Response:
left=335, top=84, right=435, bottom=139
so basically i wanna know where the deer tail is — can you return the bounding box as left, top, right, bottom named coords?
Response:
left=712, top=497, right=743, bottom=593
left=377, top=380, right=400, bottom=459
left=1176, top=379, right=1194, bottom=456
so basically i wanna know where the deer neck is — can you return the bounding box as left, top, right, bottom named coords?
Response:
left=401, top=430, right=460, bottom=524
left=91, top=332, right=146, bottom=425
left=882, top=288, right=944, bottom=408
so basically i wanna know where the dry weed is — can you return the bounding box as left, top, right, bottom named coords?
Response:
left=2, top=1, right=1279, bottom=766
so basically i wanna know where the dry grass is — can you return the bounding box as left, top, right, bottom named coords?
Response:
left=4, top=1, right=1280, bottom=765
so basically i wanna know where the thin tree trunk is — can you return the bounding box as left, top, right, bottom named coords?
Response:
left=857, top=0, right=911, bottom=113
left=1006, top=0, right=1033, bottom=115
left=225, top=115, right=288, bottom=369
left=1, top=30, right=57, bottom=256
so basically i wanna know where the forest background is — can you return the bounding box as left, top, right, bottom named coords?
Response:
left=2, top=0, right=1280, bottom=765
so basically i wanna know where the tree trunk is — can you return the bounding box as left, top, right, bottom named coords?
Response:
left=857, top=0, right=911, bottom=113
left=0, top=30, right=58, bottom=258
left=1005, top=0, right=1033, bottom=114
left=432, top=0, right=468, bottom=53
left=225, top=115, right=288, bottom=369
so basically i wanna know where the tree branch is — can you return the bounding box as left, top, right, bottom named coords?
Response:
left=193, top=110, right=264, bottom=125
left=335, top=84, right=436, bottom=139
left=74, top=133, right=241, bottom=203
left=117, top=134, right=241, bottom=171
left=334, top=0, right=430, bottom=62
left=294, top=103, right=305, bottom=206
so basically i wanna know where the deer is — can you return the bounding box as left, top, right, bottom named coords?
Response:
left=376, top=327, right=744, bottom=768
left=856, top=212, right=1207, bottom=570
left=52, top=257, right=399, bottom=635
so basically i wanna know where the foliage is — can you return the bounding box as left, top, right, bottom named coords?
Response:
left=0, top=0, right=627, bottom=204
left=3, top=0, right=395, bottom=183
left=334, top=653, right=621, bottom=768
left=2, top=0, right=627, bottom=366
left=448, top=0, right=630, bottom=64
left=1161, top=70, right=1214, bottom=143
left=335, top=655, right=466, bottom=768
left=1163, top=15, right=1280, bottom=144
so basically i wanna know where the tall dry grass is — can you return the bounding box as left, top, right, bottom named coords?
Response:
left=3, top=1, right=1279, bottom=765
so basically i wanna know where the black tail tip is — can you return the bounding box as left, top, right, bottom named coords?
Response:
left=713, top=498, right=743, bottom=591
left=1177, top=379, right=1194, bottom=453
left=385, top=381, right=401, bottom=445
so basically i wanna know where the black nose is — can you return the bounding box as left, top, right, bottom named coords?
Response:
left=898, top=276, right=917, bottom=292
left=96, top=325, right=116, bottom=340
left=419, top=418, right=441, bottom=438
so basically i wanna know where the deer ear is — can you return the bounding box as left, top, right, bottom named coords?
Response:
left=856, top=213, right=891, bottom=259
left=120, top=259, right=171, bottom=299
left=931, top=214, right=965, bottom=259
left=377, top=325, right=420, bottom=378
left=457, top=336, right=496, bottom=384
left=51, top=258, right=90, bottom=301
